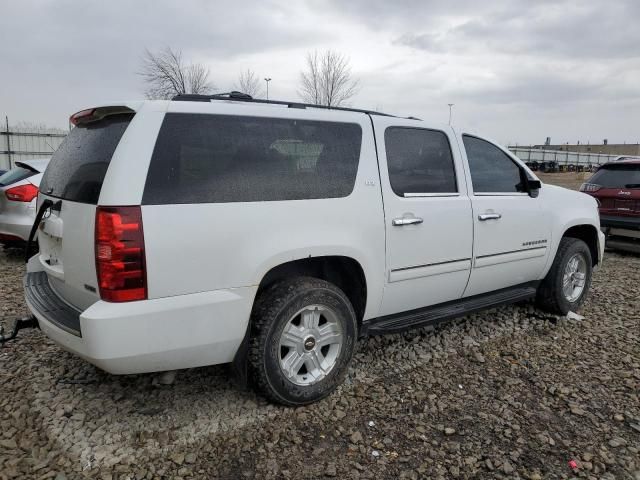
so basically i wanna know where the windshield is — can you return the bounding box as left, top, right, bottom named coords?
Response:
left=40, top=113, right=134, bottom=204
left=590, top=164, right=640, bottom=188
left=0, top=166, right=36, bottom=187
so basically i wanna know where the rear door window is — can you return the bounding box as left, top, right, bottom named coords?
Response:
left=590, top=164, right=640, bottom=188
left=40, top=114, right=133, bottom=204
left=385, top=127, right=457, bottom=196
left=142, top=113, right=363, bottom=204
left=0, top=167, right=36, bottom=187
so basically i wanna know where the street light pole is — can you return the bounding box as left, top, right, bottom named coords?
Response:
left=264, top=78, right=272, bottom=100
left=448, top=103, right=454, bottom=125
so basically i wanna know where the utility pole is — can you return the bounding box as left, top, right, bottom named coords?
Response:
left=5, top=116, right=11, bottom=169
left=447, top=103, right=454, bottom=125
left=264, top=78, right=272, bottom=100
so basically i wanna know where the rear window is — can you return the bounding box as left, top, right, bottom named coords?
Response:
left=590, top=164, right=640, bottom=188
left=40, top=114, right=133, bottom=204
left=0, top=167, right=36, bottom=187
left=142, top=113, right=362, bottom=204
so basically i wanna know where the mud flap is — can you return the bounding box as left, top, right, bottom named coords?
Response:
left=230, top=324, right=251, bottom=389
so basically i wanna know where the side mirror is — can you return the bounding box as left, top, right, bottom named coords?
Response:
left=527, top=179, right=542, bottom=198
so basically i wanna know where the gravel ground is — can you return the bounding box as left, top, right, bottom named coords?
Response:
left=537, top=173, right=589, bottom=191
left=1, top=201, right=639, bottom=478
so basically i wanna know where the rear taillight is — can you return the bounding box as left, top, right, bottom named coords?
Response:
left=580, top=183, right=601, bottom=193
left=5, top=183, right=39, bottom=202
left=95, top=206, right=147, bottom=302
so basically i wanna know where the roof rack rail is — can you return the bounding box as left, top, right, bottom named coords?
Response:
left=171, top=92, right=396, bottom=117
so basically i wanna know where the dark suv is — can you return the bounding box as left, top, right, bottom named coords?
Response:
left=581, top=159, right=640, bottom=251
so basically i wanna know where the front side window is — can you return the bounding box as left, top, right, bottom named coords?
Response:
left=143, top=114, right=362, bottom=204
left=463, top=135, right=525, bottom=193
left=385, top=127, right=457, bottom=196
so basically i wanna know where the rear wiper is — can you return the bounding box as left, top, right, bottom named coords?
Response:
left=624, top=184, right=640, bottom=188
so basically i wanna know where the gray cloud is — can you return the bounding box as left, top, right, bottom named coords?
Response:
left=451, top=73, right=605, bottom=105
left=396, top=3, right=640, bottom=60
left=0, top=1, right=326, bottom=122
left=0, top=0, right=638, bottom=145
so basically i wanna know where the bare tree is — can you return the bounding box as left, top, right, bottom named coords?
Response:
left=299, top=50, right=360, bottom=107
left=139, top=47, right=215, bottom=99
left=235, top=69, right=264, bottom=98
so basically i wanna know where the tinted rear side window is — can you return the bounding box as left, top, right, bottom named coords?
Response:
left=0, top=167, right=35, bottom=187
left=590, top=164, right=640, bottom=188
left=143, top=113, right=363, bottom=204
left=40, top=114, right=133, bottom=204
left=385, top=127, right=457, bottom=196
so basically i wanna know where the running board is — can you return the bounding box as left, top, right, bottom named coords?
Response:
left=365, top=283, right=538, bottom=336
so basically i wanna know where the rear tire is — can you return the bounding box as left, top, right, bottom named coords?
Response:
left=536, top=237, right=593, bottom=315
left=248, top=277, right=357, bottom=406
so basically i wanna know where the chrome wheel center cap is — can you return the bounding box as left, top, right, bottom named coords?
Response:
left=303, top=336, right=316, bottom=351
left=278, top=305, right=344, bottom=386
left=562, top=253, right=587, bottom=303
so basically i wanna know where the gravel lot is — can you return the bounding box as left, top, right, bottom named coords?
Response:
left=536, top=173, right=588, bottom=191
left=1, top=181, right=639, bottom=479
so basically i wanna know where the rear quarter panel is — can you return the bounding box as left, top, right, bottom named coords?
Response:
left=140, top=103, right=386, bottom=320
left=98, top=102, right=169, bottom=206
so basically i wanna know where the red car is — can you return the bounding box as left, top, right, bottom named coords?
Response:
left=581, top=159, right=640, bottom=251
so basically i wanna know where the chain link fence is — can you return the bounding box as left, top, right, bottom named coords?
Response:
left=509, top=146, right=623, bottom=168
left=0, top=117, right=67, bottom=170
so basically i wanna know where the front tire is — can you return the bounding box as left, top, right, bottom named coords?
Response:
left=248, top=277, right=358, bottom=406
left=536, top=237, right=593, bottom=315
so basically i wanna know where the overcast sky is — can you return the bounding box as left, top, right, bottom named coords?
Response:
left=1, top=0, right=639, bottom=145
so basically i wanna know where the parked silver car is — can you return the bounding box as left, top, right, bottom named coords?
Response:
left=0, top=158, right=50, bottom=246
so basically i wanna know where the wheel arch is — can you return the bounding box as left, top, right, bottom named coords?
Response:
left=232, top=255, right=369, bottom=384
left=256, top=256, right=368, bottom=325
left=562, top=224, right=600, bottom=267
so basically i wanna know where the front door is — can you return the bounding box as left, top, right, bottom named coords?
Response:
left=373, top=118, right=473, bottom=317
left=459, top=134, right=551, bottom=297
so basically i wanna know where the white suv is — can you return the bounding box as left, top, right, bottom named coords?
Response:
left=25, top=93, right=604, bottom=405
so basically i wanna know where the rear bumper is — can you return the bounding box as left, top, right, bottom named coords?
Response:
left=24, top=271, right=257, bottom=374
left=600, top=214, right=640, bottom=230
left=24, top=272, right=82, bottom=335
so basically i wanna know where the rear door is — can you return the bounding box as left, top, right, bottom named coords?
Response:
left=35, top=110, right=136, bottom=310
left=459, top=134, right=551, bottom=297
left=372, top=117, right=473, bottom=317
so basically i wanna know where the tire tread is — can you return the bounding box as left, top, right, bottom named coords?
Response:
left=536, top=237, right=592, bottom=314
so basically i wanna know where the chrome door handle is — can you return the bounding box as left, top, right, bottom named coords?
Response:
left=392, top=217, right=424, bottom=226
left=478, top=213, right=502, bottom=221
